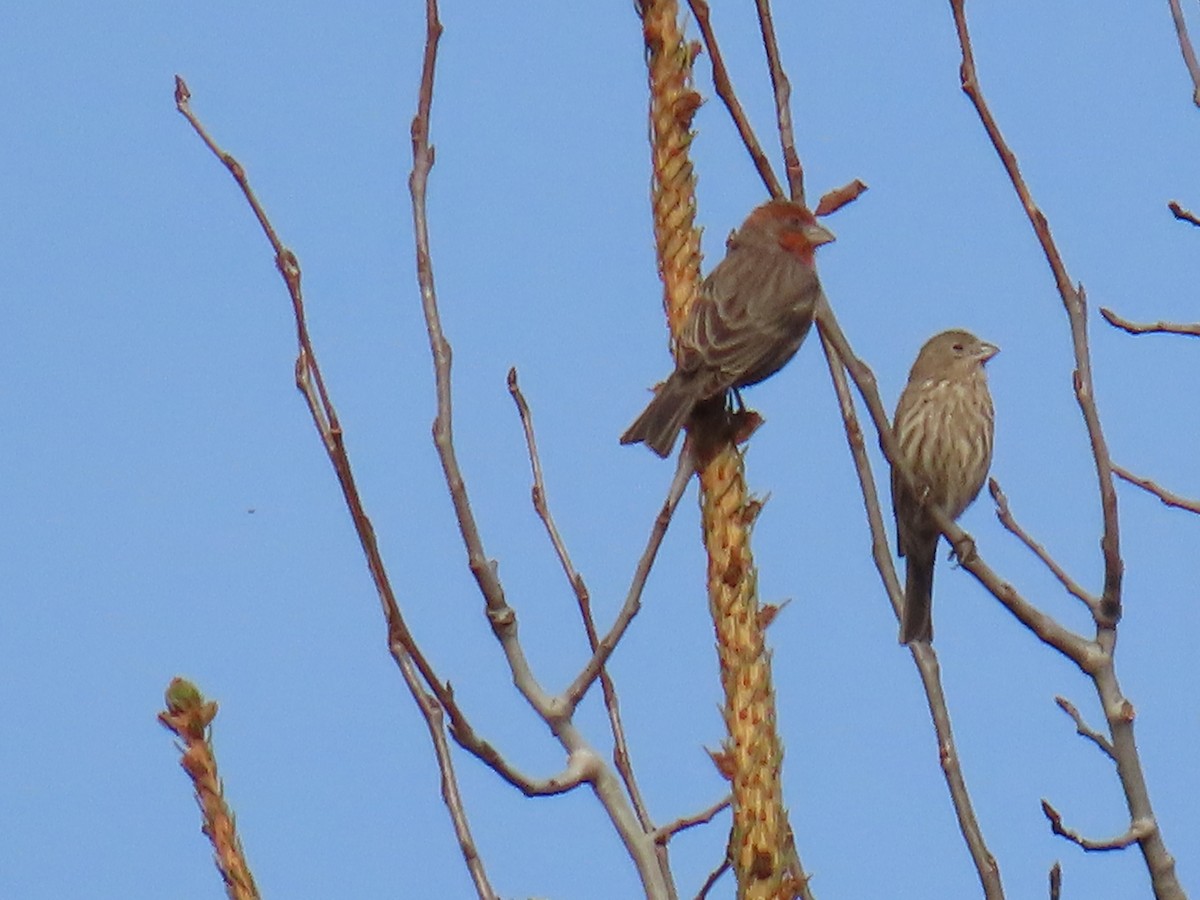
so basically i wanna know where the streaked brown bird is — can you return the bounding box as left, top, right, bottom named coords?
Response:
left=620, top=199, right=835, bottom=457
left=892, top=329, right=998, bottom=644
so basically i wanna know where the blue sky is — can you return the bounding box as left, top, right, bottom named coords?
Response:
left=3, top=2, right=1198, bottom=898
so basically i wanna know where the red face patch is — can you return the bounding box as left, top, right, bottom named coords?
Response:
left=776, top=229, right=816, bottom=262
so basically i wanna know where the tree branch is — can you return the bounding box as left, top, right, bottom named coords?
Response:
left=754, top=0, right=803, bottom=203
left=652, top=796, right=731, bottom=844
left=1166, top=0, right=1200, bottom=107
left=1099, top=306, right=1200, bottom=337
left=1041, top=800, right=1156, bottom=852
left=176, top=66, right=504, bottom=899
left=947, top=4, right=1185, bottom=896
left=1111, top=464, right=1200, bottom=514
left=566, top=450, right=692, bottom=707
left=815, top=179, right=869, bottom=216
left=506, top=368, right=656, bottom=832
left=949, top=1, right=1122, bottom=624
left=1054, top=696, right=1115, bottom=760
left=686, top=0, right=783, bottom=198
left=1168, top=199, right=1200, bottom=227
left=411, top=8, right=669, bottom=891
left=989, top=479, right=1101, bottom=613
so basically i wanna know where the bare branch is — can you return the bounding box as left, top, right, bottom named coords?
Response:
left=695, top=859, right=731, bottom=900
left=410, top=13, right=563, bottom=731
left=815, top=314, right=901, bottom=624
left=989, top=479, right=1100, bottom=612
left=948, top=4, right=1186, bottom=894
left=1041, top=800, right=1156, bottom=852
left=506, top=369, right=656, bottom=830
left=1099, top=306, right=1200, bottom=337
left=753, top=0, right=804, bottom=202
left=689, top=0, right=867, bottom=214
left=1166, top=0, right=1200, bottom=107
left=411, top=11, right=669, bottom=892
left=1049, top=862, right=1062, bottom=900
left=177, top=69, right=507, bottom=898
left=566, top=449, right=693, bottom=707
left=815, top=179, right=869, bottom=217
left=1168, top=199, right=1200, bottom=227
left=652, top=796, right=731, bottom=844
left=913, top=647, right=1006, bottom=898
left=1112, top=464, right=1200, bottom=514
left=949, top=1, right=1122, bottom=626
left=686, top=0, right=783, bottom=198
left=408, top=0, right=597, bottom=804
left=1054, top=696, right=1115, bottom=760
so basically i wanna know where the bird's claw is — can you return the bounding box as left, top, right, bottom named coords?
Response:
left=948, top=533, right=977, bottom=568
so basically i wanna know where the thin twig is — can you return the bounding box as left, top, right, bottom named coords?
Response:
left=653, top=796, right=731, bottom=844
left=753, top=0, right=804, bottom=203
left=815, top=317, right=901, bottom=622
left=686, top=0, right=782, bottom=198
left=1049, top=861, right=1062, bottom=900
left=695, top=859, right=731, bottom=900
left=689, top=0, right=868, bottom=215
left=815, top=179, right=869, bottom=217
left=989, top=479, right=1101, bottom=612
left=1041, top=801, right=1156, bottom=851
left=815, top=309, right=1005, bottom=900
left=1166, top=0, right=1200, bottom=106
left=1112, top=464, right=1200, bottom=514
left=506, top=369, right=656, bottom=833
left=1054, top=696, right=1115, bottom=760
left=410, top=8, right=563, bottom=727
left=949, top=1, right=1123, bottom=625
left=566, top=449, right=693, bottom=706
left=1168, top=199, right=1200, bottom=227
left=912, top=648, right=1005, bottom=899
left=1099, top=307, right=1200, bottom=337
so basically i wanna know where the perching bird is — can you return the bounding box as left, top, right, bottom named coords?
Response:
left=620, top=199, right=835, bottom=457
left=892, top=329, right=998, bottom=644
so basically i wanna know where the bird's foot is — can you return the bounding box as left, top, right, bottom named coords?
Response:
left=947, top=533, right=977, bottom=568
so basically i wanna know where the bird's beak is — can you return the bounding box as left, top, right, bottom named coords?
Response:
left=803, top=222, right=836, bottom=246
left=978, top=342, right=1000, bottom=362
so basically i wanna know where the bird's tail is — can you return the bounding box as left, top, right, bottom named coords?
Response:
left=620, top=373, right=700, bottom=458
left=899, top=538, right=936, bottom=644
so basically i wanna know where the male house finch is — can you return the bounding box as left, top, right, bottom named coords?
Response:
left=892, top=329, right=998, bottom=644
left=620, top=200, right=835, bottom=457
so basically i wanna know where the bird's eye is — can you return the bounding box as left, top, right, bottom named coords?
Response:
left=952, top=343, right=964, bottom=352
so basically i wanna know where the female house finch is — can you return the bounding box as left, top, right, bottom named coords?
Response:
left=620, top=200, right=835, bottom=457
left=892, top=329, right=998, bottom=644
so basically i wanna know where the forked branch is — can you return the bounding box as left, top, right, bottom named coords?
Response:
left=947, top=2, right=1183, bottom=894
left=176, top=66, right=499, bottom=898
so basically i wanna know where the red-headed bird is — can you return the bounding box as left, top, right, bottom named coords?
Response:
left=620, top=200, right=835, bottom=457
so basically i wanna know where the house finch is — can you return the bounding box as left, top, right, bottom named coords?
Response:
left=620, top=200, right=835, bottom=457
left=892, top=329, right=998, bottom=644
